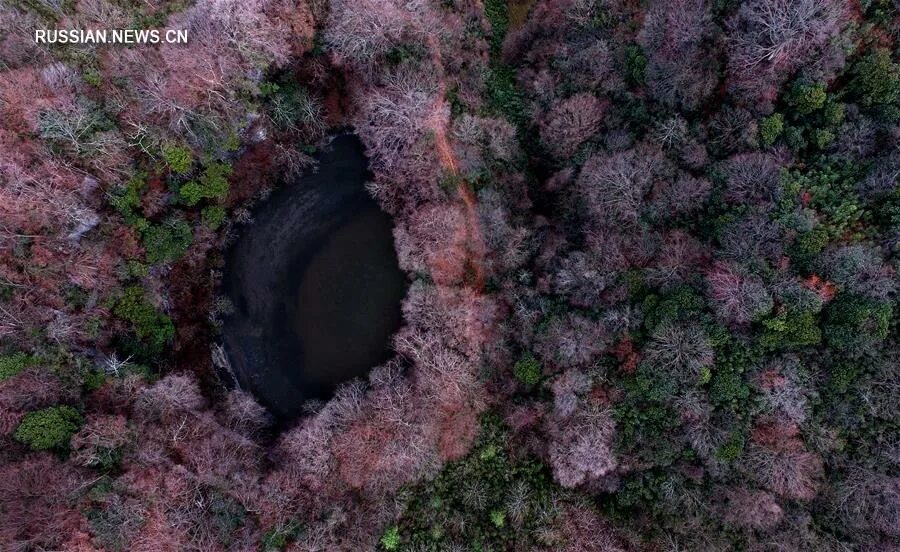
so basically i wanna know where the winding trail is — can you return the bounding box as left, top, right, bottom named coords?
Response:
left=426, top=35, right=487, bottom=291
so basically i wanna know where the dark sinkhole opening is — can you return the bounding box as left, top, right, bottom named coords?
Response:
left=222, top=134, right=407, bottom=418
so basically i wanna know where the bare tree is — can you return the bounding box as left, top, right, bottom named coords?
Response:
left=134, top=373, right=207, bottom=424
left=744, top=419, right=824, bottom=500
left=726, top=0, right=848, bottom=106
left=70, top=414, right=130, bottom=468
left=648, top=173, right=712, bottom=220
left=578, top=145, right=670, bottom=226
left=639, top=0, right=719, bottom=111
left=325, top=0, right=438, bottom=65
left=706, top=261, right=774, bottom=326
left=720, top=487, right=784, bottom=530
left=546, top=394, right=618, bottom=488
left=832, top=466, right=900, bottom=540
left=539, top=93, right=607, bottom=159
left=643, top=322, right=715, bottom=385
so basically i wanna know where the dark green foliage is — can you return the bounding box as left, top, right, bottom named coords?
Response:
left=14, top=405, right=83, bottom=451
left=128, top=0, right=192, bottom=28
left=782, top=125, right=807, bottom=151
left=0, top=282, right=13, bottom=302
left=483, top=0, right=509, bottom=53
left=616, top=363, right=684, bottom=467
left=85, top=490, right=145, bottom=552
left=871, top=190, right=900, bottom=240
left=777, top=76, right=848, bottom=154
left=179, top=162, right=231, bottom=206
left=394, top=416, right=554, bottom=550
left=385, top=44, right=426, bottom=66
left=624, top=44, right=647, bottom=86
left=810, top=128, right=835, bottom=150
left=513, top=353, right=542, bottom=385
left=178, top=184, right=205, bottom=206
left=759, top=310, right=822, bottom=350
left=0, top=352, right=37, bottom=380
left=780, top=162, right=867, bottom=239
left=758, top=113, right=784, bottom=147
left=623, top=366, right=678, bottom=405
left=88, top=442, right=124, bottom=471
left=202, top=205, right=227, bottom=229
left=615, top=471, right=669, bottom=509
left=826, top=358, right=863, bottom=396
left=642, top=286, right=706, bottom=331
left=446, top=85, right=465, bottom=119
left=708, top=364, right=751, bottom=407
left=63, top=283, right=89, bottom=310
left=715, top=430, right=745, bottom=463
left=262, top=520, right=301, bottom=552
left=259, top=81, right=280, bottom=97
left=708, top=334, right=756, bottom=407
left=862, top=0, right=896, bottom=21
left=489, top=509, right=506, bottom=528
left=83, top=371, right=107, bottom=394
left=113, top=286, right=175, bottom=355
left=141, top=217, right=193, bottom=264
left=815, top=356, right=876, bottom=437
left=485, top=63, right=525, bottom=126
left=618, top=94, right=653, bottom=130
left=206, top=488, right=247, bottom=545
left=821, top=100, right=846, bottom=126
left=615, top=401, right=682, bottom=466
left=439, top=171, right=464, bottom=193
left=785, top=81, right=828, bottom=115
left=200, top=162, right=231, bottom=198
left=14, top=0, right=77, bottom=20
left=822, top=294, right=892, bottom=351
left=108, top=172, right=147, bottom=218
left=126, top=260, right=149, bottom=279
left=849, top=48, right=900, bottom=107
left=380, top=526, right=401, bottom=550
left=790, top=224, right=830, bottom=266
left=162, top=143, right=193, bottom=174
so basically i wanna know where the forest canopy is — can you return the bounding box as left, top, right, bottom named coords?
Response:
left=0, top=0, right=898, bottom=551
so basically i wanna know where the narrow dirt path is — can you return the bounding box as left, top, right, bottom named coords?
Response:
left=426, top=35, right=487, bottom=291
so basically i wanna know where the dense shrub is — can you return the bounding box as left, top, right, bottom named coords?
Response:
left=108, top=173, right=147, bottom=218
left=513, top=353, right=542, bottom=386
left=0, top=352, right=36, bottom=381
left=392, top=418, right=556, bottom=549
left=202, top=205, right=227, bottom=229
left=113, top=286, right=175, bottom=355
left=822, top=295, right=892, bottom=351
left=140, top=218, right=193, bottom=264
left=849, top=48, right=900, bottom=107
left=785, top=81, right=828, bottom=115
left=759, top=310, right=822, bottom=350
left=161, top=143, right=194, bottom=175
left=178, top=162, right=231, bottom=206
left=758, top=113, right=784, bottom=146
left=14, top=406, right=83, bottom=451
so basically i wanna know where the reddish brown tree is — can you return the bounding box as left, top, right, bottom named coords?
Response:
left=726, top=0, right=849, bottom=108
left=706, top=261, right=774, bottom=326
left=639, top=0, right=718, bottom=111
left=721, top=487, right=785, bottom=530
left=0, top=454, right=88, bottom=550
left=745, top=418, right=824, bottom=500
left=539, top=93, right=607, bottom=159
